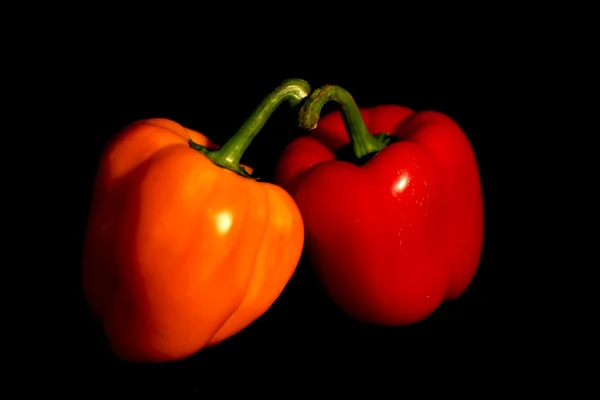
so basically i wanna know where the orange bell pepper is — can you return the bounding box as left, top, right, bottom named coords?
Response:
left=82, top=79, right=309, bottom=362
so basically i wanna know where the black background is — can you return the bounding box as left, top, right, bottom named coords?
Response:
left=31, top=18, right=580, bottom=392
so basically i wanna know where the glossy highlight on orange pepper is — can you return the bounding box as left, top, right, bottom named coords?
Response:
left=82, top=79, right=309, bottom=362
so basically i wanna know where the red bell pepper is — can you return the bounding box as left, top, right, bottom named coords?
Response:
left=275, top=85, right=484, bottom=326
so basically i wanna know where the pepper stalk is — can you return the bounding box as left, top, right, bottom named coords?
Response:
left=298, top=85, right=391, bottom=160
left=189, top=78, right=312, bottom=178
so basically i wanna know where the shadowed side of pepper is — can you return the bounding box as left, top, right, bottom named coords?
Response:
left=275, top=84, right=484, bottom=326
left=82, top=79, right=309, bottom=362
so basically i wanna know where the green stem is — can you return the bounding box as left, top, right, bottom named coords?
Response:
left=189, top=78, right=311, bottom=178
left=298, top=85, right=386, bottom=159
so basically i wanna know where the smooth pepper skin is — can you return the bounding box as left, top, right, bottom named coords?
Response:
left=82, top=118, right=304, bottom=362
left=275, top=104, right=484, bottom=326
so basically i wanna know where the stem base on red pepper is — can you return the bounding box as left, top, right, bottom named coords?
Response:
left=335, top=132, right=396, bottom=166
